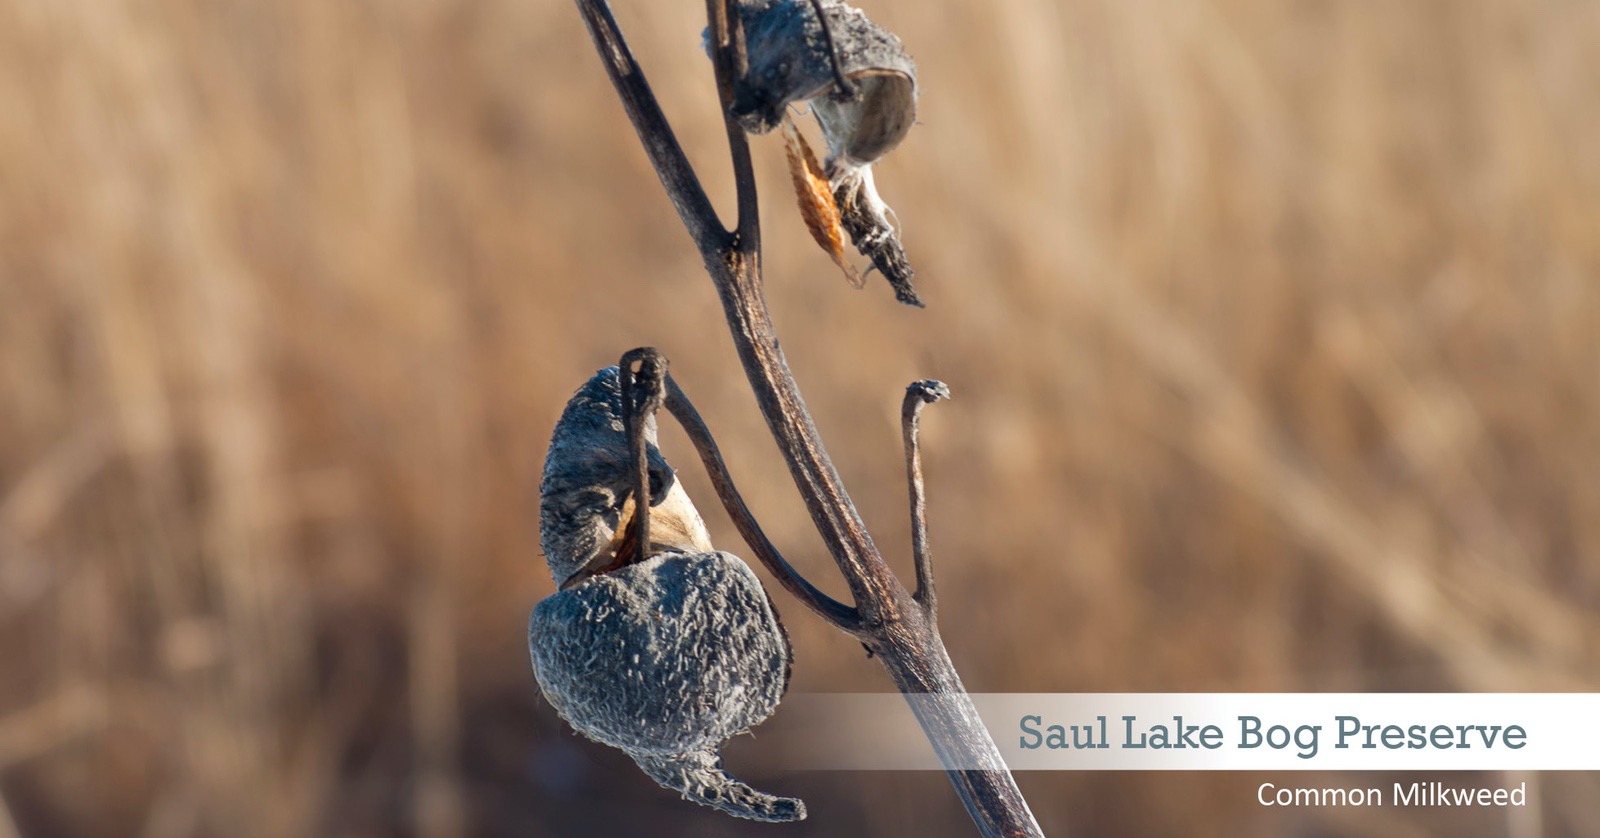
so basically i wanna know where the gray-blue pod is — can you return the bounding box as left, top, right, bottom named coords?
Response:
left=531, top=367, right=803, bottom=822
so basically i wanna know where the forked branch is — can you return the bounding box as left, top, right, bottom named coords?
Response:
left=571, top=0, right=1044, bottom=833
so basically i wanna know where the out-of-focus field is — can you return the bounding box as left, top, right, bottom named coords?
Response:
left=1, top=0, right=1598, bottom=835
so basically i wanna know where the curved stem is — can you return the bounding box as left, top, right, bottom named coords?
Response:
left=663, top=374, right=862, bottom=631
left=805, top=0, right=859, bottom=99
left=619, top=347, right=668, bottom=559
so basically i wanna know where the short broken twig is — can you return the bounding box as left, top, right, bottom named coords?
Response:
left=902, top=379, right=950, bottom=618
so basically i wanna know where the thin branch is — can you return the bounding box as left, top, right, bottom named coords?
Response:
left=559, top=347, right=672, bottom=591
left=695, top=0, right=895, bottom=619
left=706, top=0, right=760, bottom=250
left=806, top=0, right=857, bottom=100
left=805, top=0, right=859, bottom=99
left=620, top=347, right=668, bottom=558
left=663, top=374, right=863, bottom=631
left=902, top=379, right=949, bottom=618
left=575, top=0, right=728, bottom=250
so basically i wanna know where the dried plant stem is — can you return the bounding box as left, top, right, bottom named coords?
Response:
left=619, top=348, right=667, bottom=561
left=572, top=0, right=1043, bottom=833
left=903, top=379, right=949, bottom=618
left=805, top=0, right=859, bottom=99
left=663, top=374, right=861, bottom=629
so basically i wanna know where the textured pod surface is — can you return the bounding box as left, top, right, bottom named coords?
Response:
left=534, top=365, right=801, bottom=821
left=529, top=551, right=791, bottom=755
left=529, top=551, right=801, bottom=821
left=731, top=0, right=916, bottom=164
left=539, top=367, right=711, bottom=584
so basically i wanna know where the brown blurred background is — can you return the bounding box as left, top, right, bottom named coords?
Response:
left=2, top=0, right=1598, bottom=835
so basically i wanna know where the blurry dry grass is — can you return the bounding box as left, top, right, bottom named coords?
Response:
left=1, top=0, right=1598, bottom=835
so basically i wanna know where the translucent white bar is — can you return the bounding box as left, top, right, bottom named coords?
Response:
left=766, top=693, right=1600, bottom=770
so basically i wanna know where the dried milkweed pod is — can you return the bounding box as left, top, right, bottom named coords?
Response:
left=529, top=551, right=800, bottom=821
left=726, top=0, right=923, bottom=306
left=537, top=365, right=710, bottom=587
left=530, top=365, right=804, bottom=822
left=731, top=0, right=916, bottom=162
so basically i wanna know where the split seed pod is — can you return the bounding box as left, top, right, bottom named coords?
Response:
left=732, top=0, right=916, bottom=162
left=530, top=366, right=804, bottom=822
left=730, top=0, right=923, bottom=305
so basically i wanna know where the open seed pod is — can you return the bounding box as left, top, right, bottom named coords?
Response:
left=732, top=0, right=916, bottom=166
left=531, top=366, right=804, bottom=822
left=537, top=366, right=709, bottom=587
left=725, top=0, right=923, bottom=305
